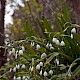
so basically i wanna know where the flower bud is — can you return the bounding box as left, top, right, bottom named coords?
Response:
left=36, top=44, right=40, bottom=50
left=40, top=70, right=42, bottom=75
left=21, top=64, right=26, bottom=69
left=71, top=28, right=76, bottom=33
left=36, top=64, right=40, bottom=70
left=71, top=34, right=73, bottom=39
left=39, top=62, right=43, bottom=66
left=60, top=41, right=65, bottom=46
left=41, top=53, right=47, bottom=59
left=13, top=67, right=16, bottom=72
left=55, top=40, right=60, bottom=45
left=17, top=76, right=21, bottom=80
left=12, top=48, right=15, bottom=54
left=13, top=76, right=16, bottom=80
left=19, top=50, right=23, bottom=55
left=44, top=71, right=48, bottom=76
left=49, top=70, right=53, bottom=75
left=22, top=46, right=25, bottom=51
left=52, top=37, right=57, bottom=43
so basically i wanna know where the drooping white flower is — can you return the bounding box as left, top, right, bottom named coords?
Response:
left=39, top=62, right=43, bottom=66
left=22, top=46, right=25, bottom=51
left=55, top=58, right=59, bottom=65
left=22, top=76, right=26, bottom=79
left=31, top=66, right=34, bottom=72
left=46, top=42, right=49, bottom=48
left=7, top=58, right=10, bottom=62
left=12, top=48, right=15, bottom=54
left=15, top=53, right=18, bottom=59
left=9, top=68, right=12, bottom=72
left=40, top=70, right=42, bottom=75
left=41, top=53, right=47, bottom=59
left=44, top=71, right=48, bottom=76
left=71, top=34, right=73, bottom=39
left=25, top=78, right=28, bottom=80
left=13, top=67, right=16, bottom=72
left=17, top=76, right=21, bottom=80
left=50, top=47, right=54, bottom=50
left=49, top=43, right=52, bottom=47
left=21, top=64, right=26, bottom=69
left=71, top=28, right=76, bottom=33
left=19, top=50, right=23, bottom=55
left=9, top=51, right=12, bottom=55
left=55, top=40, right=60, bottom=45
left=36, top=64, right=40, bottom=70
left=16, top=64, right=20, bottom=69
left=49, top=70, right=53, bottom=75
left=13, top=76, right=16, bottom=80
left=52, top=37, right=57, bottom=43
left=60, top=41, right=65, bottom=46
left=31, top=42, right=35, bottom=47
left=36, top=44, right=40, bottom=50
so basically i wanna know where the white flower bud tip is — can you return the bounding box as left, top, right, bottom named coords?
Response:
left=56, top=40, right=60, bottom=45
left=71, top=28, right=76, bottom=33
left=16, top=64, right=20, bottom=69
left=36, top=64, right=40, bottom=70
left=17, top=76, right=21, bottom=80
left=7, top=58, right=10, bottom=62
left=49, top=70, right=53, bottom=75
left=40, top=70, right=42, bottom=75
left=36, top=44, right=40, bottom=50
left=13, top=67, right=16, bottom=72
left=22, top=76, right=26, bottom=79
left=13, top=76, right=16, bottom=80
left=41, top=53, right=47, bottom=59
left=31, top=66, right=34, bottom=72
left=22, top=46, right=25, bottom=51
left=71, top=34, right=73, bottom=39
left=12, top=48, right=15, bottom=54
left=39, top=62, right=43, bottom=66
left=60, top=41, right=65, bottom=46
left=44, top=71, right=48, bottom=76
left=21, top=64, right=26, bottom=69
left=52, top=37, right=57, bottom=43
left=19, top=50, right=23, bottom=55
left=31, top=42, right=35, bottom=47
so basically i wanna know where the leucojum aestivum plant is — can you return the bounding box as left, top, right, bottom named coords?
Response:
left=0, top=4, right=80, bottom=80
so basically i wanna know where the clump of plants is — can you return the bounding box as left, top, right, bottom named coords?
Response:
left=0, top=3, right=80, bottom=80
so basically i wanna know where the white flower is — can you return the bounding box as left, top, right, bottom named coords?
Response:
left=22, top=76, right=26, bottom=79
left=9, top=68, right=12, bottom=72
left=49, top=43, right=52, bottom=47
left=41, top=53, right=47, bottom=59
left=31, top=66, right=34, bottom=72
left=40, top=70, right=42, bottom=75
left=25, top=79, right=28, bottom=80
left=17, top=76, right=21, bottom=80
left=36, top=44, right=40, bottom=50
left=60, top=41, right=65, bottom=46
left=19, top=50, right=23, bottom=55
left=13, top=76, right=16, bottom=80
left=39, top=62, right=43, bottom=66
left=22, top=46, right=25, bottom=51
left=31, top=42, right=35, bottom=47
left=49, top=70, right=53, bottom=75
left=71, top=28, right=76, bottom=33
left=36, top=64, right=40, bottom=70
left=52, top=37, right=57, bottom=43
left=12, top=48, right=15, bottom=54
left=55, top=59, right=59, bottom=65
left=15, top=53, right=18, bottom=59
left=13, top=67, right=16, bottom=72
left=21, top=64, right=26, bottom=69
left=46, top=43, right=49, bottom=48
left=7, top=58, right=10, bottom=61
left=50, top=47, right=54, bottom=50
left=9, top=51, right=12, bottom=55
left=44, top=71, right=48, bottom=76
left=16, top=64, right=20, bottom=69
left=55, top=40, right=60, bottom=45
left=71, top=34, right=73, bottom=39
